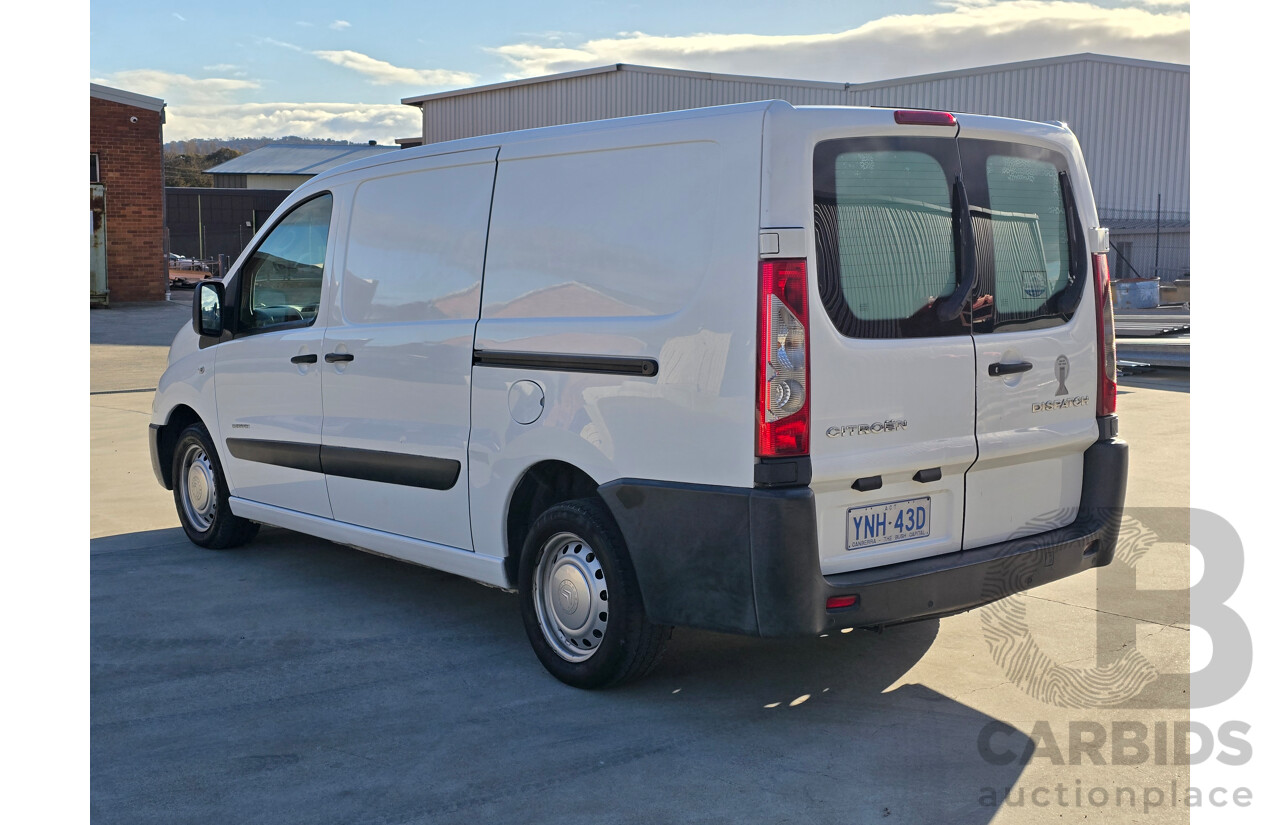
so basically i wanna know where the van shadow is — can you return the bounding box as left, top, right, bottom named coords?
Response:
left=92, top=526, right=1031, bottom=825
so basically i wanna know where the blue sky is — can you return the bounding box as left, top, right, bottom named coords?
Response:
left=89, top=0, right=1190, bottom=142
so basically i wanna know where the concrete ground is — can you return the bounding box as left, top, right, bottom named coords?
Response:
left=92, top=300, right=1190, bottom=824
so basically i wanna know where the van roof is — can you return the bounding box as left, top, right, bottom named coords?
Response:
left=306, top=98, right=1076, bottom=189
left=308, top=99, right=787, bottom=184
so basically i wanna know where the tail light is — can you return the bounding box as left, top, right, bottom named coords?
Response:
left=894, top=110, right=957, bottom=127
left=757, top=259, right=810, bottom=457
left=1093, top=253, right=1117, bottom=417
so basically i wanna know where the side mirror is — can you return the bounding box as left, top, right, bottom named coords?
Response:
left=193, top=280, right=225, bottom=338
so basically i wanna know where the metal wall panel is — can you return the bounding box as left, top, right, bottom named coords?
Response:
left=415, top=59, right=1188, bottom=219
left=1109, top=228, right=1191, bottom=282
left=846, top=60, right=1190, bottom=216
left=419, top=69, right=845, bottom=145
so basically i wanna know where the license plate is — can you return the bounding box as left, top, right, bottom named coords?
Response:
left=846, top=497, right=931, bottom=550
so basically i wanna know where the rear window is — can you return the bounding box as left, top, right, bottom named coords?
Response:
left=813, top=137, right=967, bottom=339
left=963, top=141, right=1086, bottom=333
left=813, top=136, right=1086, bottom=339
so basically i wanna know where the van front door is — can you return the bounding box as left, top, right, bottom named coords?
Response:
left=213, top=193, right=335, bottom=518
left=319, top=149, right=497, bottom=550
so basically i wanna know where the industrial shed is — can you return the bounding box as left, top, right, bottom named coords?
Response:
left=205, top=143, right=399, bottom=190
left=403, top=54, right=1189, bottom=282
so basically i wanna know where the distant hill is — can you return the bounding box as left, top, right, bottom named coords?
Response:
left=164, top=136, right=378, bottom=155
left=164, top=147, right=242, bottom=187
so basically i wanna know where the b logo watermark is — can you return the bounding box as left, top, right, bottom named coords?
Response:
left=980, top=507, right=1251, bottom=709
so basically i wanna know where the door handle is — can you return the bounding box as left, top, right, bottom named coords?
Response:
left=325, top=353, right=355, bottom=363
left=988, top=361, right=1033, bottom=377
left=290, top=354, right=318, bottom=364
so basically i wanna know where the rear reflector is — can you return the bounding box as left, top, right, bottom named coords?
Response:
left=827, top=595, right=859, bottom=610
left=1092, top=253, right=1118, bottom=417
left=894, top=110, right=957, bottom=127
left=757, top=259, right=810, bottom=457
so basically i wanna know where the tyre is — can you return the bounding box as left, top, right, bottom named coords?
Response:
left=172, top=422, right=259, bottom=549
left=518, top=498, right=670, bottom=689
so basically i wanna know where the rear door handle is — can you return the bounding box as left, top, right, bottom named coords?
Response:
left=324, top=353, right=355, bottom=363
left=290, top=354, right=317, bottom=364
left=988, top=360, right=1033, bottom=377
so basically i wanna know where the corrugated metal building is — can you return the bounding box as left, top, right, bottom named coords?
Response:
left=403, top=54, right=1189, bottom=281
left=206, top=143, right=399, bottom=190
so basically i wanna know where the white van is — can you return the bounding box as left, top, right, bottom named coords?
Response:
left=150, top=101, right=1127, bottom=688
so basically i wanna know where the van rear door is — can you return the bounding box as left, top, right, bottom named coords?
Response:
left=809, top=133, right=978, bottom=574
left=956, top=123, right=1099, bottom=547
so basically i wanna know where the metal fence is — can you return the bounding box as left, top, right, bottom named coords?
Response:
left=1099, top=207, right=1190, bottom=283
left=165, top=187, right=290, bottom=264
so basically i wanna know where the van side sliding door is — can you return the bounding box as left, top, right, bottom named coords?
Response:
left=319, top=148, right=498, bottom=550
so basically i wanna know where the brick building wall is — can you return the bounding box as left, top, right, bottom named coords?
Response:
left=90, top=94, right=166, bottom=302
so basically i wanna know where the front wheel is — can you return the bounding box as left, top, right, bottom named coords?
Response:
left=172, top=422, right=259, bottom=549
left=518, top=498, right=669, bottom=689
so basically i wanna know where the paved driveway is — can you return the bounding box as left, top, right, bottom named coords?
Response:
left=91, top=301, right=1191, bottom=824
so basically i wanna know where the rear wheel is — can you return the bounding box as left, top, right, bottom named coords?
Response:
left=172, top=422, right=258, bottom=549
left=518, top=498, right=669, bottom=688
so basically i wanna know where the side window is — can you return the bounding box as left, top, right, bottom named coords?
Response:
left=237, top=194, right=333, bottom=333
left=814, top=137, right=967, bottom=339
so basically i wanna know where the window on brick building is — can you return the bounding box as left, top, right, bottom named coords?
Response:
left=90, top=154, right=100, bottom=183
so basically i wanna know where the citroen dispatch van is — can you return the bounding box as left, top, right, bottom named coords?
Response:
left=150, top=101, right=1127, bottom=688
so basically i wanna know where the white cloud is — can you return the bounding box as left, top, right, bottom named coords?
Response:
left=313, top=50, right=476, bottom=86
left=93, top=67, right=420, bottom=142
left=262, top=37, right=304, bottom=52
left=330, top=20, right=351, bottom=31
left=91, top=69, right=260, bottom=104
left=163, top=101, right=421, bottom=143
left=172, top=13, right=185, bottom=22
left=488, top=1, right=1189, bottom=82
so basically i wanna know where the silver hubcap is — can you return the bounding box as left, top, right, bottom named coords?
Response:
left=534, top=532, right=610, bottom=662
left=179, top=443, right=217, bottom=532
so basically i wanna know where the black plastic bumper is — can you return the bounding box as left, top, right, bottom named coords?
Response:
left=599, top=434, right=1128, bottom=638
left=148, top=423, right=170, bottom=489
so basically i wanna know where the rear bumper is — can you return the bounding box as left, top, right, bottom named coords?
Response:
left=599, top=433, right=1128, bottom=637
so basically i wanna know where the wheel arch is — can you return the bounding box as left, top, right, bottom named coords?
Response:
left=154, top=404, right=204, bottom=490
left=504, top=460, right=601, bottom=584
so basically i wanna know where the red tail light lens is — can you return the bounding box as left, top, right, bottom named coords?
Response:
left=757, top=259, right=810, bottom=457
left=894, top=110, right=957, bottom=127
left=1093, top=253, right=1117, bottom=417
